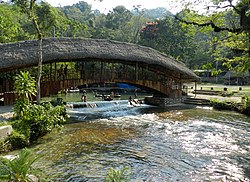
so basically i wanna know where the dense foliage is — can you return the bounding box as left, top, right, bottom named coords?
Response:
left=13, top=71, right=37, bottom=117
left=175, top=0, right=250, bottom=73
left=210, top=96, right=250, bottom=115
left=0, top=71, right=68, bottom=151
left=13, top=102, right=67, bottom=142
left=0, top=0, right=249, bottom=73
left=0, top=0, right=217, bottom=70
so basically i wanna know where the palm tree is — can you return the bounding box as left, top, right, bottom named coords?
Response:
left=14, top=71, right=37, bottom=117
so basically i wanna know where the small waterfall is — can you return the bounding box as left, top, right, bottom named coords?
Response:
left=66, top=100, right=128, bottom=109
left=66, top=100, right=151, bottom=122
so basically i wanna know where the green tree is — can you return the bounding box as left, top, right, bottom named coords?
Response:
left=175, top=0, right=250, bottom=72
left=12, top=0, right=43, bottom=104
left=130, top=5, right=148, bottom=43
left=59, top=1, right=95, bottom=38
left=139, top=16, right=206, bottom=69
left=106, top=6, right=133, bottom=30
left=61, top=1, right=93, bottom=23
left=36, top=1, right=69, bottom=37
left=0, top=3, right=27, bottom=43
left=92, top=6, right=135, bottom=42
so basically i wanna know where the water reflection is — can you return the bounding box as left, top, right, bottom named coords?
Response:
left=33, top=100, right=250, bottom=181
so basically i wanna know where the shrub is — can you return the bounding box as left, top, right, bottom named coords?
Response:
left=13, top=71, right=37, bottom=118
left=241, top=95, right=250, bottom=115
left=209, top=99, right=239, bottom=111
left=242, top=95, right=250, bottom=108
left=12, top=71, right=68, bottom=144
left=13, top=102, right=67, bottom=143
left=5, top=130, right=29, bottom=150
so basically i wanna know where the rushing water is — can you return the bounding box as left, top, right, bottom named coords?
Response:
left=32, top=99, right=250, bottom=182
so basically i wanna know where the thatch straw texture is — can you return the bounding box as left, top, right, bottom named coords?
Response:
left=0, top=37, right=199, bottom=81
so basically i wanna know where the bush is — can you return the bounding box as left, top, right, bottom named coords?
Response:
left=13, top=102, right=67, bottom=143
left=5, top=130, right=29, bottom=150
left=12, top=71, right=68, bottom=144
left=242, top=95, right=250, bottom=108
left=241, top=95, right=250, bottom=115
left=209, top=99, right=239, bottom=111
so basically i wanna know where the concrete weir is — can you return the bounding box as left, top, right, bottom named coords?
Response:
left=0, top=125, right=13, bottom=139
left=144, top=96, right=182, bottom=107
left=66, top=103, right=97, bottom=108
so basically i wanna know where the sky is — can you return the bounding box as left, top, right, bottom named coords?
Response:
left=44, top=0, right=181, bottom=14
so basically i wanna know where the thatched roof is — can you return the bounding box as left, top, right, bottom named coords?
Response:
left=0, top=37, right=199, bottom=81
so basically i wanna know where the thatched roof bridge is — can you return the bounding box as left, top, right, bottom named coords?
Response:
left=0, top=38, right=199, bottom=98
left=0, top=38, right=198, bottom=80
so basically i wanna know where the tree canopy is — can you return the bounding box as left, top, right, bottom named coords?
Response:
left=175, top=0, right=250, bottom=72
left=0, top=0, right=249, bottom=75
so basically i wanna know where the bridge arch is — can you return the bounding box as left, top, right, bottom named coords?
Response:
left=0, top=38, right=199, bottom=98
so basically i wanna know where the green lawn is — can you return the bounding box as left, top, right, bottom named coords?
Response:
left=187, top=82, right=250, bottom=97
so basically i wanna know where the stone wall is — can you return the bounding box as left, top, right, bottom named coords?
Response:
left=144, top=96, right=183, bottom=107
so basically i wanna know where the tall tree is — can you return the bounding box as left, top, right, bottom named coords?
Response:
left=105, top=6, right=133, bottom=30
left=36, top=2, right=68, bottom=37
left=12, top=0, right=43, bottom=104
left=139, top=16, right=208, bottom=69
left=0, top=3, right=28, bottom=43
left=175, top=0, right=250, bottom=72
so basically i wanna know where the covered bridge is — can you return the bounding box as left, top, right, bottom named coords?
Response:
left=0, top=38, right=199, bottom=102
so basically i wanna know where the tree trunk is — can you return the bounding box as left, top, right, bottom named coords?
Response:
left=36, top=38, right=42, bottom=104
left=30, top=3, right=43, bottom=104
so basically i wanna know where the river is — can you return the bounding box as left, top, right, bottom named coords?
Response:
left=32, top=98, right=250, bottom=182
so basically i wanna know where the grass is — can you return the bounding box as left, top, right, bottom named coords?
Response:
left=187, top=83, right=250, bottom=96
